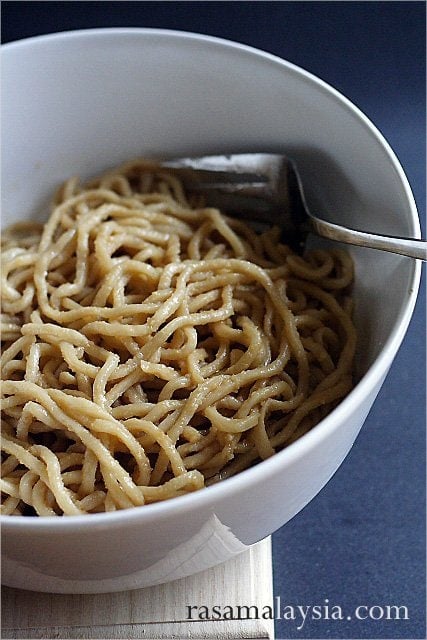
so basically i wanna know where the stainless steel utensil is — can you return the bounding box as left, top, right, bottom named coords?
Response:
left=163, top=153, right=426, bottom=260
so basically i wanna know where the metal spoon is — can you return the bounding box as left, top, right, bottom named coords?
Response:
left=163, top=153, right=426, bottom=260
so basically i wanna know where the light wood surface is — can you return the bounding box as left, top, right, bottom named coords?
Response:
left=2, top=537, right=274, bottom=639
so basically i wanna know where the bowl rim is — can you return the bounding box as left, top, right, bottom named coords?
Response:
left=1, top=27, right=422, bottom=531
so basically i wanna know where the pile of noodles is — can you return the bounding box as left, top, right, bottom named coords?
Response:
left=0, top=159, right=356, bottom=516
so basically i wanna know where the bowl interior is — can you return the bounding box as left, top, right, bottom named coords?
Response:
left=1, top=28, right=419, bottom=437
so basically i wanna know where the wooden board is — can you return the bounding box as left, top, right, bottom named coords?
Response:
left=2, top=537, right=274, bottom=639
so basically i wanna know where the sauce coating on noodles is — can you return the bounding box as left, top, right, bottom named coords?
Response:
left=1, top=160, right=356, bottom=515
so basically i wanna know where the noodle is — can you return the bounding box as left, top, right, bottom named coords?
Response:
left=0, top=159, right=356, bottom=516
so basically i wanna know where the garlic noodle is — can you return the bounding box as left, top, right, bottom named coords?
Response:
left=1, top=159, right=356, bottom=516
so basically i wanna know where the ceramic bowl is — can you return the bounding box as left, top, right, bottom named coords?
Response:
left=1, top=28, right=421, bottom=593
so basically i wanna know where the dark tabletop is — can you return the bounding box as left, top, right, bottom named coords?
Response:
left=2, top=3, right=425, bottom=639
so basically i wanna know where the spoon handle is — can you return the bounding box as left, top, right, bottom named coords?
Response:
left=310, top=216, right=427, bottom=261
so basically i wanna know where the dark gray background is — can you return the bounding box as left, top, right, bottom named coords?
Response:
left=2, top=2, right=425, bottom=638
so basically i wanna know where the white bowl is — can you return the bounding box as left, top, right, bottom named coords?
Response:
left=1, top=28, right=421, bottom=593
